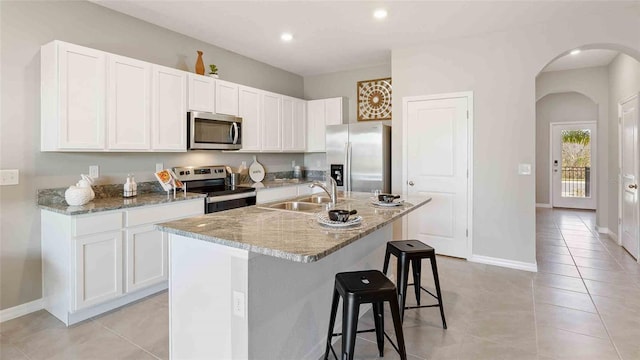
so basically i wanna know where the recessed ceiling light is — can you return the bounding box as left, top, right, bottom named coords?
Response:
left=570, top=49, right=581, bottom=55
left=373, top=9, right=388, bottom=19
left=280, top=33, right=293, bottom=42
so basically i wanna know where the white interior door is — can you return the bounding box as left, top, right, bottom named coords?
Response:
left=620, top=95, right=640, bottom=260
left=551, top=122, right=597, bottom=210
left=404, top=94, right=470, bottom=258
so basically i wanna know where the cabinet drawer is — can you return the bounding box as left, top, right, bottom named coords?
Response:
left=126, top=200, right=203, bottom=227
left=73, top=212, right=123, bottom=237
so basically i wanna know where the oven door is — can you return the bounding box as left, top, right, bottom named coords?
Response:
left=188, top=112, right=242, bottom=150
left=205, top=192, right=256, bottom=213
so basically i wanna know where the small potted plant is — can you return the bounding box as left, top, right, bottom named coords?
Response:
left=208, top=64, right=219, bottom=78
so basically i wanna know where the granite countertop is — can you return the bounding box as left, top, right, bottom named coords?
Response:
left=156, top=192, right=431, bottom=263
left=38, top=191, right=206, bottom=215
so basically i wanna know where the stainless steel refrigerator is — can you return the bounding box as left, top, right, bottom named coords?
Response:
left=326, top=123, right=391, bottom=193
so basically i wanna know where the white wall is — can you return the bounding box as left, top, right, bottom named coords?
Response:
left=535, top=92, right=599, bottom=204
left=391, top=10, right=640, bottom=264
left=608, top=53, right=640, bottom=237
left=0, top=1, right=304, bottom=310
left=302, top=64, right=391, bottom=171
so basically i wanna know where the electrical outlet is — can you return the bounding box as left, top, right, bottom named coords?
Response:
left=233, top=291, right=245, bottom=318
left=156, top=163, right=164, bottom=172
left=89, top=165, right=99, bottom=178
left=0, top=169, right=19, bottom=186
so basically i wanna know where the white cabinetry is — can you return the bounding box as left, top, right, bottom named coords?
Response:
left=188, top=74, right=215, bottom=112
left=107, top=54, right=151, bottom=150
left=215, top=79, right=239, bottom=116
left=239, top=86, right=261, bottom=151
left=152, top=65, right=187, bottom=151
left=41, top=41, right=107, bottom=151
left=261, top=91, right=282, bottom=151
left=255, top=184, right=323, bottom=204
left=42, top=199, right=203, bottom=325
left=306, top=97, right=347, bottom=152
left=282, top=96, right=306, bottom=152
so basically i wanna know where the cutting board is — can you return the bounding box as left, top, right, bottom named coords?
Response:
left=249, top=155, right=265, bottom=182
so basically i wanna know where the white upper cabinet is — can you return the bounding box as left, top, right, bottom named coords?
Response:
left=238, top=85, right=261, bottom=151
left=282, top=96, right=306, bottom=152
left=42, top=41, right=107, bottom=151
left=215, top=79, right=239, bottom=116
left=260, top=91, right=282, bottom=151
left=187, top=74, right=215, bottom=113
left=306, top=97, right=347, bottom=152
left=107, top=54, right=152, bottom=150
left=152, top=65, right=187, bottom=151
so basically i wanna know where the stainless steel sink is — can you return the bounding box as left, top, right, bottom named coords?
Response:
left=266, top=201, right=324, bottom=212
left=297, top=195, right=345, bottom=204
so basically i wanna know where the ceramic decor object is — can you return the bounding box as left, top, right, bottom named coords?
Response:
left=195, top=51, right=205, bottom=75
left=249, top=155, right=265, bottom=182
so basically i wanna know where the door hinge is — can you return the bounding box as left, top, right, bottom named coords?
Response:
left=619, top=218, right=622, bottom=225
left=466, top=110, right=469, bottom=119
left=467, top=169, right=469, bottom=178
left=466, top=229, right=468, bottom=237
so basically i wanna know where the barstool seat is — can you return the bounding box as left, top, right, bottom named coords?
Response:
left=324, top=270, right=407, bottom=360
left=383, top=240, right=447, bottom=328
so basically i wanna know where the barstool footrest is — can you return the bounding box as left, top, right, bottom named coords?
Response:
left=405, top=304, right=440, bottom=310
left=327, top=330, right=402, bottom=360
left=331, top=328, right=376, bottom=337
left=407, top=283, right=440, bottom=301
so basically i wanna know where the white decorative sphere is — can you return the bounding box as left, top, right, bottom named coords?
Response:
left=65, top=186, right=93, bottom=206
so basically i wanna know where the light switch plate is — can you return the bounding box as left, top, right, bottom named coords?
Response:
left=233, top=291, right=245, bottom=318
left=0, top=169, right=19, bottom=185
left=89, top=165, right=99, bottom=178
left=156, top=163, right=164, bottom=172
left=518, top=163, right=532, bottom=175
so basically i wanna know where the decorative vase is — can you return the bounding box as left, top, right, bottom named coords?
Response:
left=195, top=51, right=205, bottom=75
left=208, top=73, right=219, bottom=79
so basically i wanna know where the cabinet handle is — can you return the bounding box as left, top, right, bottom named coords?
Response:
left=408, top=181, right=414, bottom=186
left=629, top=184, right=638, bottom=189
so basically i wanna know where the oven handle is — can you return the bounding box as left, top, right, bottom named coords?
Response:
left=232, top=122, right=239, bottom=144
left=206, top=191, right=256, bottom=203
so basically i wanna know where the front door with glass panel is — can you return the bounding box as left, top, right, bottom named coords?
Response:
left=551, top=122, right=597, bottom=209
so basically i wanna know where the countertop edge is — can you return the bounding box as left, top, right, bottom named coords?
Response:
left=39, top=193, right=206, bottom=215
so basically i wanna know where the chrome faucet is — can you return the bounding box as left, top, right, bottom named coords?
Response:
left=310, top=177, right=338, bottom=207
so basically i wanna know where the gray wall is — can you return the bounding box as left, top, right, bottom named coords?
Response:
left=535, top=92, right=598, bottom=204
left=303, top=64, right=391, bottom=171
left=0, top=1, right=304, bottom=310
left=608, top=53, right=640, bottom=237
left=391, top=10, right=640, bottom=265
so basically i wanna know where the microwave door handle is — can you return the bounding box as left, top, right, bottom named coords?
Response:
left=232, top=122, right=239, bottom=144
left=229, top=124, right=234, bottom=142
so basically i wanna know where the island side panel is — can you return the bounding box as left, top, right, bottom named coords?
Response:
left=247, top=225, right=393, bottom=360
left=169, top=234, right=250, bottom=359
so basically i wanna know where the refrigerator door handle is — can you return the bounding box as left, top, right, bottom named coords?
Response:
left=347, top=142, right=352, bottom=192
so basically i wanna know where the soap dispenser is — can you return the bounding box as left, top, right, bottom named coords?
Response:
left=124, top=174, right=133, bottom=198
left=130, top=174, right=138, bottom=197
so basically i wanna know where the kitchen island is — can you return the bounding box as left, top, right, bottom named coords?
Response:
left=156, top=192, right=431, bottom=360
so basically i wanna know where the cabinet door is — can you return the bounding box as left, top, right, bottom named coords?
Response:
left=281, top=97, right=295, bottom=151
left=107, top=55, right=151, bottom=150
left=238, top=86, right=261, bottom=151
left=58, top=42, right=107, bottom=150
left=215, top=79, right=239, bottom=116
left=292, top=99, right=307, bottom=151
left=74, top=231, right=123, bottom=310
left=261, top=92, right=282, bottom=151
left=152, top=65, right=187, bottom=151
left=188, top=74, right=215, bottom=112
left=325, top=97, right=344, bottom=126
left=125, top=225, right=167, bottom=292
left=306, top=99, right=326, bottom=152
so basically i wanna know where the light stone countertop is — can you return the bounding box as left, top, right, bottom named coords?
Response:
left=38, top=192, right=206, bottom=215
left=156, top=192, right=431, bottom=263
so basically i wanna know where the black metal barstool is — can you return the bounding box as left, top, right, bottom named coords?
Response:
left=382, top=240, right=447, bottom=328
left=323, top=270, right=407, bottom=360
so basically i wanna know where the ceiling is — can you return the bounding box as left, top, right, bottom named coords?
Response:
left=542, top=49, right=620, bottom=73
left=93, top=1, right=638, bottom=76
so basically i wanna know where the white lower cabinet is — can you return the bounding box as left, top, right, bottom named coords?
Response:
left=74, top=231, right=123, bottom=311
left=42, top=199, right=203, bottom=325
left=125, top=225, right=167, bottom=293
left=256, top=184, right=323, bottom=204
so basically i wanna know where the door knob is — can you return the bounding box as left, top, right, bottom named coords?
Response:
left=629, top=184, right=638, bottom=189
left=408, top=181, right=414, bottom=186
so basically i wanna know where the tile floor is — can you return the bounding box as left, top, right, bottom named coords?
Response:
left=1, top=208, right=639, bottom=359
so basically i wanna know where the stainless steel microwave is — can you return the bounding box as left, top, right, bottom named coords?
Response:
left=188, top=112, right=242, bottom=150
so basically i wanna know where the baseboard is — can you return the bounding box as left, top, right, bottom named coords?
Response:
left=596, top=227, right=619, bottom=242
left=0, top=298, right=44, bottom=323
left=536, top=203, right=552, bottom=208
left=469, top=255, right=538, bottom=272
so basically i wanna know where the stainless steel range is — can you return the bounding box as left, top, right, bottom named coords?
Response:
left=173, top=165, right=256, bottom=213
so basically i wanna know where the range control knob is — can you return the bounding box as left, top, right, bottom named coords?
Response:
left=179, top=171, right=185, bottom=175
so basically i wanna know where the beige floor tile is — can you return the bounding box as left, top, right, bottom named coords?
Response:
left=537, top=238, right=565, bottom=247
left=94, top=295, right=169, bottom=359
left=583, top=279, right=640, bottom=300
left=578, top=266, right=636, bottom=285
left=457, top=335, right=539, bottom=360
left=534, top=285, right=597, bottom=313
left=568, top=247, right=609, bottom=259
left=534, top=303, right=608, bottom=339
left=465, top=310, right=537, bottom=354
left=567, top=242, right=607, bottom=251
left=540, top=253, right=575, bottom=265
left=592, top=294, right=640, bottom=316
left=536, top=325, right=619, bottom=360
left=537, top=244, right=570, bottom=255
left=537, top=260, right=581, bottom=278
left=11, top=320, right=155, bottom=360
left=572, top=256, right=623, bottom=271
left=0, top=335, right=28, bottom=360
left=328, top=335, right=425, bottom=360
left=533, top=272, right=587, bottom=293
left=0, top=310, right=65, bottom=342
